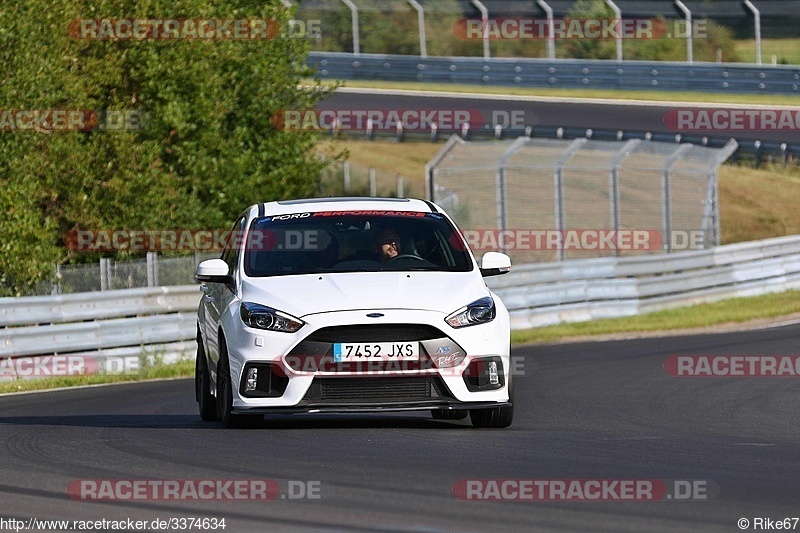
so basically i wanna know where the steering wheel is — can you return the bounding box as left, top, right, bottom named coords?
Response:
left=387, top=253, right=425, bottom=262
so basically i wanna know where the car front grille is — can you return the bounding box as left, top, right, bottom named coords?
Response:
left=302, top=376, right=454, bottom=403
left=321, top=377, right=430, bottom=400
left=305, top=324, right=444, bottom=343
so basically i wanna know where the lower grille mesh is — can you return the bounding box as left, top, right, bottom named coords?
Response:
left=319, top=377, right=432, bottom=401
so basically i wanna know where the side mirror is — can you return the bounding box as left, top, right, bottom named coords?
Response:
left=479, top=252, right=511, bottom=277
left=195, top=259, right=232, bottom=284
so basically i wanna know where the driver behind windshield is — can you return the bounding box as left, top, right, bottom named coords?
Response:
left=373, top=227, right=401, bottom=263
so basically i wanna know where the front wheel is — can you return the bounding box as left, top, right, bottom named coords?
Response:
left=216, top=339, right=262, bottom=429
left=195, top=331, right=217, bottom=422
left=469, top=374, right=514, bottom=428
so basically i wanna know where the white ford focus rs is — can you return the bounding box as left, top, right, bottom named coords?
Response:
left=195, top=197, right=513, bottom=428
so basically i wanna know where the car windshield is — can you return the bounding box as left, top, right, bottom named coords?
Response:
left=244, top=211, right=473, bottom=277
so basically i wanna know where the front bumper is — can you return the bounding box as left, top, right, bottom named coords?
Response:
left=232, top=401, right=512, bottom=415
left=221, top=309, right=511, bottom=410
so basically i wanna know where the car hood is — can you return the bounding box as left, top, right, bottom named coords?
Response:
left=240, top=271, right=489, bottom=318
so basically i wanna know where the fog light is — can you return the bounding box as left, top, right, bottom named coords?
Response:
left=245, top=367, right=258, bottom=392
left=488, top=362, right=499, bottom=385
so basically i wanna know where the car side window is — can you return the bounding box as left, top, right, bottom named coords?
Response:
left=221, top=216, right=247, bottom=274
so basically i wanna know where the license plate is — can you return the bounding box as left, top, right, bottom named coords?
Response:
left=333, top=342, right=420, bottom=362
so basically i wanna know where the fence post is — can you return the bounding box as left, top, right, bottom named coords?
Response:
left=147, top=252, right=159, bottom=287
left=700, top=173, right=717, bottom=248
left=608, top=139, right=640, bottom=256
left=406, top=0, right=427, bottom=57
left=663, top=169, right=672, bottom=253
left=340, top=0, right=360, bottom=55
left=495, top=167, right=507, bottom=243
left=662, top=144, right=692, bottom=253
left=470, top=0, right=491, bottom=59
left=674, top=0, right=693, bottom=63
left=100, top=258, right=110, bottom=291
left=51, top=264, right=61, bottom=295
left=369, top=167, right=377, bottom=196
left=605, top=0, right=623, bottom=61
left=743, top=0, right=762, bottom=65
left=397, top=175, right=405, bottom=198
left=554, top=139, right=587, bottom=261
left=495, top=137, right=530, bottom=252
left=536, top=0, right=555, bottom=60
left=344, top=160, right=351, bottom=192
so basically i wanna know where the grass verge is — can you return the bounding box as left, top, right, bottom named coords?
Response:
left=511, top=289, right=800, bottom=345
left=734, top=38, right=800, bottom=66
left=324, top=79, right=800, bottom=106
left=0, top=358, right=194, bottom=395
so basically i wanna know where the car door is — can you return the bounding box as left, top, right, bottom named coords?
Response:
left=202, top=215, right=246, bottom=377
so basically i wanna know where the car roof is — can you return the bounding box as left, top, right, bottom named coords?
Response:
left=254, top=197, right=437, bottom=217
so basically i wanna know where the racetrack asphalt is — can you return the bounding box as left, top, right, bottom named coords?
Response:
left=320, top=90, right=800, bottom=145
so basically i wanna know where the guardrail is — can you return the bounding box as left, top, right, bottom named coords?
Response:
left=3, top=233, right=800, bottom=379
left=486, top=234, right=800, bottom=329
left=0, top=286, right=200, bottom=380
left=308, top=52, right=800, bottom=95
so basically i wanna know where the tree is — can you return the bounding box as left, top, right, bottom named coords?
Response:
left=0, top=0, right=334, bottom=295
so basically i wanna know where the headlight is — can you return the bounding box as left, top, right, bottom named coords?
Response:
left=445, top=296, right=496, bottom=328
left=240, top=302, right=304, bottom=333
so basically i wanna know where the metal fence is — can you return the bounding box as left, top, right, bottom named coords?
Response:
left=426, top=134, right=737, bottom=264
left=320, top=160, right=417, bottom=198
left=30, top=252, right=218, bottom=297
left=295, top=1, right=790, bottom=66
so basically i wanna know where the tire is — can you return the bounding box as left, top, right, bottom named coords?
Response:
left=216, top=339, right=261, bottom=429
left=195, top=331, right=217, bottom=422
left=469, top=374, right=514, bottom=429
left=431, top=409, right=468, bottom=420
